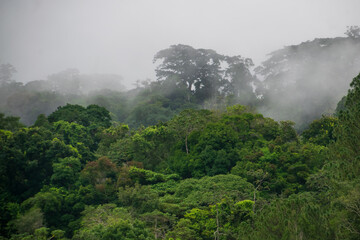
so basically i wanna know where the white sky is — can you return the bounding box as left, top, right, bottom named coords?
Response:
left=1, top=0, right=359, bottom=88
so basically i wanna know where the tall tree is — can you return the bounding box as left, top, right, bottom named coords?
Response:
left=223, top=56, right=258, bottom=105
left=0, top=63, right=16, bottom=86
left=154, top=44, right=257, bottom=105
left=154, top=44, right=225, bottom=103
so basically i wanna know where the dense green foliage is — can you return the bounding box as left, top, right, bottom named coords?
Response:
left=1, top=30, right=360, bottom=239
left=1, top=70, right=359, bottom=239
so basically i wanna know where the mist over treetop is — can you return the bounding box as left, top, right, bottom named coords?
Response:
left=1, top=0, right=359, bottom=85
left=1, top=28, right=360, bottom=129
left=1, top=1, right=360, bottom=239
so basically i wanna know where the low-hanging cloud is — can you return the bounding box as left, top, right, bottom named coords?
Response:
left=1, top=0, right=360, bottom=88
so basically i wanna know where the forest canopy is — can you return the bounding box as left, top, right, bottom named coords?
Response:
left=1, top=28, right=360, bottom=239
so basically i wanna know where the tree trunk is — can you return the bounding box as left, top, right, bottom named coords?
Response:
left=253, top=188, right=256, bottom=213
left=214, top=204, right=220, bottom=240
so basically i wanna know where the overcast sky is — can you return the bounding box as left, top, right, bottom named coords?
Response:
left=1, top=0, right=359, bottom=88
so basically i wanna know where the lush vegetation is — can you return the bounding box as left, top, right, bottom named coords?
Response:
left=0, top=72, right=359, bottom=239
left=1, top=28, right=360, bottom=239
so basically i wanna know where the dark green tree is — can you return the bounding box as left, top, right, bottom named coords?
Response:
left=0, top=113, right=24, bottom=131
left=330, top=72, right=360, bottom=180
left=48, top=104, right=111, bottom=128
left=302, top=116, right=338, bottom=146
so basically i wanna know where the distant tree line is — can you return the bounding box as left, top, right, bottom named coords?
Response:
left=1, top=27, right=359, bottom=130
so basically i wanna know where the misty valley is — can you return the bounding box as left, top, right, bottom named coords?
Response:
left=1, top=27, right=360, bottom=240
